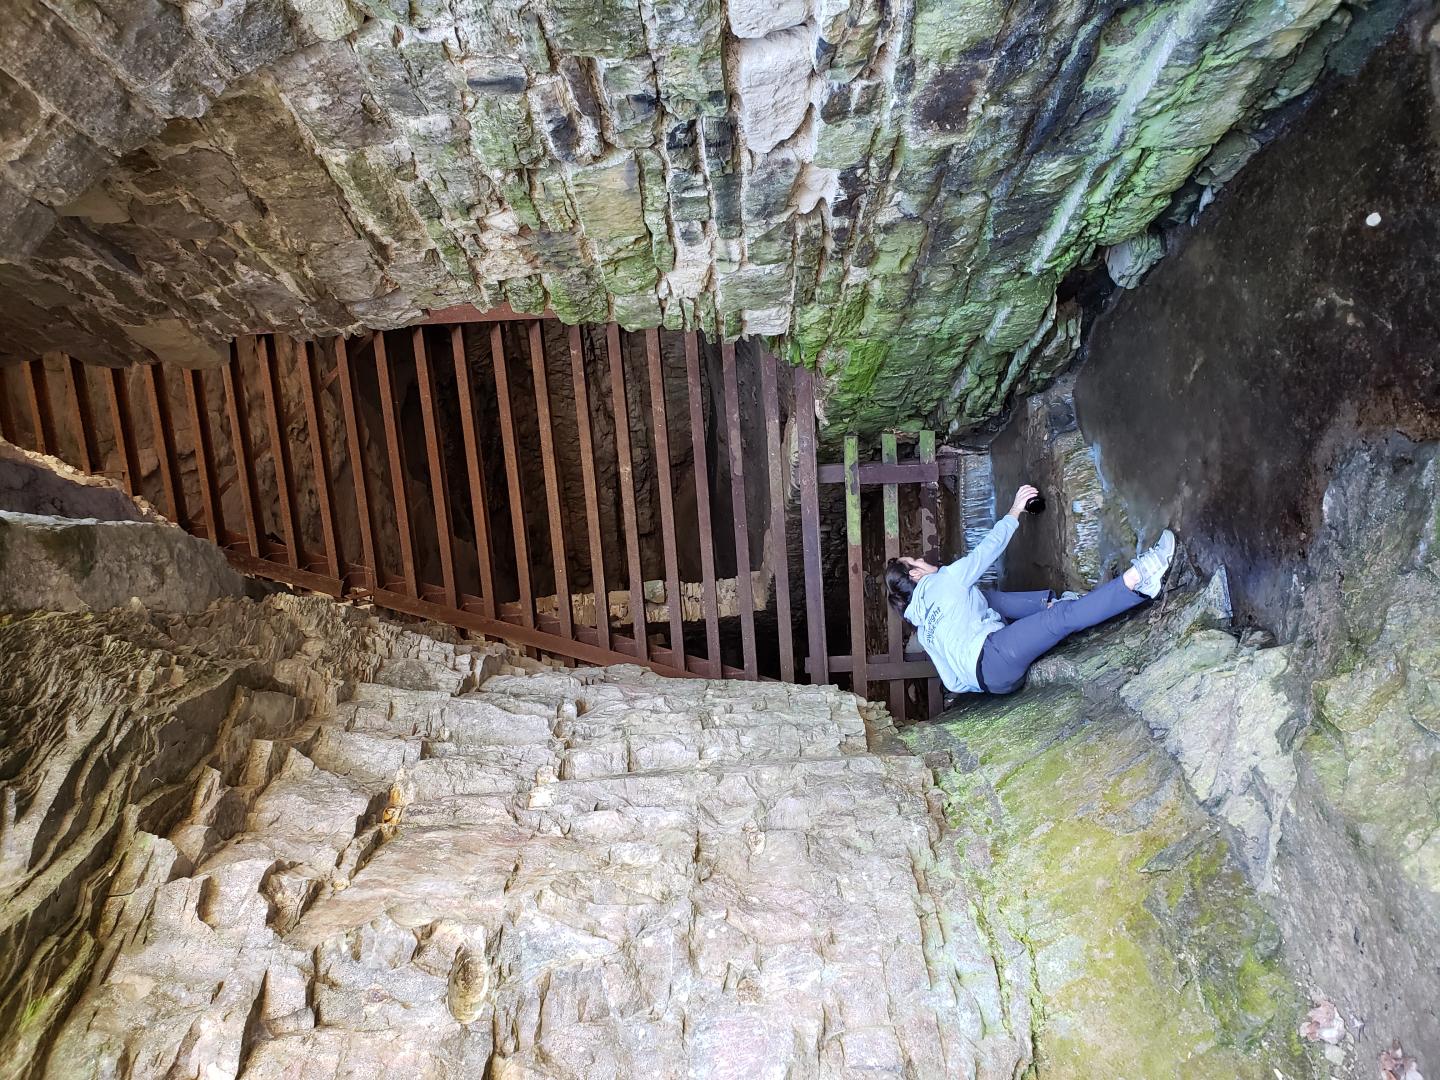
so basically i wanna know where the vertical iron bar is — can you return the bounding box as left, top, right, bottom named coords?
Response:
left=222, top=340, right=262, bottom=557
left=645, top=328, right=684, bottom=670
left=606, top=324, right=647, bottom=660
left=107, top=366, right=144, bottom=502
left=684, top=332, right=722, bottom=676
left=528, top=320, right=572, bottom=641
left=491, top=323, right=534, bottom=627
left=62, top=356, right=98, bottom=473
left=881, top=432, right=904, bottom=720
left=919, top=430, right=942, bottom=716
left=142, top=362, right=185, bottom=525
left=721, top=341, right=757, bottom=679
left=0, top=365, right=16, bottom=444
left=374, top=331, right=418, bottom=595
left=414, top=326, right=458, bottom=608
left=760, top=349, right=795, bottom=683
left=335, top=335, right=378, bottom=590
left=23, top=358, right=56, bottom=456
left=844, top=434, right=867, bottom=700
left=259, top=336, right=301, bottom=567
left=795, top=367, right=827, bottom=684
left=569, top=325, right=609, bottom=649
left=183, top=368, right=223, bottom=543
left=300, top=340, right=342, bottom=578
left=452, top=326, right=496, bottom=616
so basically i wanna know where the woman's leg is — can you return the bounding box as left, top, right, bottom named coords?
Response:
left=981, top=588, right=1053, bottom=621
left=978, top=577, right=1146, bottom=693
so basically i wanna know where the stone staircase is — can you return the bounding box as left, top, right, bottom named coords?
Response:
left=46, top=632, right=1030, bottom=1079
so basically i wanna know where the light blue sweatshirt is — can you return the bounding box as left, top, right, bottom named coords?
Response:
left=903, top=515, right=1018, bottom=693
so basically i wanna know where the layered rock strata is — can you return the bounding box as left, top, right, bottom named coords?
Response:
left=0, top=0, right=1358, bottom=428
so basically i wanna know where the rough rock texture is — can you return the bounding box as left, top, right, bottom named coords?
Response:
left=0, top=440, right=158, bottom=522
left=0, top=0, right=1361, bottom=428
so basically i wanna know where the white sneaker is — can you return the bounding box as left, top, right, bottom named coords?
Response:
left=1130, top=529, right=1176, bottom=598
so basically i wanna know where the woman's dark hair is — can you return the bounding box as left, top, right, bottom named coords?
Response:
left=884, top=559, right=916, bottom=617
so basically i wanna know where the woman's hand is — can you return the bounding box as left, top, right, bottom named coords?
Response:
left=1007, top=484, right=1039, bottom=519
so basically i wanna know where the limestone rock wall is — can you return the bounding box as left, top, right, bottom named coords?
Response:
left=0, top=0, right=1356, bottom=429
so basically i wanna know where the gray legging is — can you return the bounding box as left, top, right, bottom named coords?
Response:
left=977, top=577, right=1146, bottom=694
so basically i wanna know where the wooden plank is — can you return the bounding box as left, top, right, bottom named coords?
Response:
left=299, top=340, right=342, bottom=577
left=225, top=550, right=343, bottom=596
left=816, top=459, right=955, bottom=485
left=0, top=365, right=16, bottom=443
left=491, top=323, right=534, bottom=627
left=794, top=366, right=827, bottom=685
left=528, top=320, right=572, bottom=640
left=452, top=326, right=496, bottom=616
left=844, top=434, right=866, bottom=699
left=684, top=332, right=722, bottom=676
left=569, top=325, right=609, bottom=650
left=257, top=336, right=301, bottom=567
left=419, top=303, right=558, bottom=325
left=222, top=341, right=263, bottom=556
left=142, top=363, right=185, bottom=525
left=809, top=655, right=938, bottom=680
left=61, top=356, right=98, bottom=473
left=645, top=328, right=684, bottom=670
left=107, top=366, right=143, bottom=501
left=918, top=430, right=942, bottom=716
left=414, top=326, right=458, bottom=607
left=606, top=324, right=647, bottom=661
left=374, top=331, right=418, bottom=595
left=183, top=368, right=223, bottom=542
left=759, top=349, right=794, bottom=683
left=721, top=341, right=757, bottom=679
left=23, top=358, right=57, bottom=456
left=881, top=432, right=904, bottom=720
left=334, top=335, right=378, bottom=590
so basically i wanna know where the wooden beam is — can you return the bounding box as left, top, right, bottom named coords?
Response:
left=334, top=335, right=378, bottom=590
left=569, top=325, right=609, bottom=650
left=808, top=655, right=939, bottom=680
left=606, top=324, right=647, bottom=661
left=881, top=432, right=904, bottom=720
left=300, top=340, right=342, bottom=578
left=645, top=328, right=684, bottom=671
left=528, top=320, right=572, bottom=641
left=107, top=365, right=143, bottom=501
left=817, top=459, right=956, bottom=485
left=61, top=356, right=98, bottom=473
left=491, top=323, right=533, bottom=627
left=721, top=341, right=757, bottom=679
left=141, top=363, right=184, bottom=525
left=374, top=331, right=418, bottom=595
left=452, top=326, right=496, bottom=616
left=414, top=326, right=458, bottom=608
left=684, top=331, right=722, bottom=677
left=795, top=366, right=827, bottom=686
left=419, top=303, right=557, bottom=325
left=760, top=349, right=794, bottom=683
left=183, top=368, right=223, bottom=542
left=23, top=358, right=56, bottom=456
left=844, top=434, right=866, bottom=700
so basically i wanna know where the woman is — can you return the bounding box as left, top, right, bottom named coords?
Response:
left=885, top=484, right=1175, bottom=696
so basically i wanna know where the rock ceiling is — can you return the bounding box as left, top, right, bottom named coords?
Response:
left=0, top=0, right=1351, bottom=429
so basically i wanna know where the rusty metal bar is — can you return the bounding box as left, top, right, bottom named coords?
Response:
left=335, top=335, right=378, bottom=591
left=414, top=326, right=458, bottom=608
left=299, top=340, right=342, bottom=577
left=721, top=341, right=757, bottom=680
left=491, top=323, right=534, bottom=627
left=795, top=366, right=827, bottom=686
left=222, top=340, right=263, bottom=555
left=760, top=349, right=794, bottom=683
left=107, top=366, right=143, bottom=501
left=23, top=358, right=56, bottom=456
left=919, top=430, right=942, bottom=716
left=569, top=325, right=609, bottom=650
left=684, top=332, right=722, bottom=677
left=810, top=655, right=938, bottom=680
left=61, top=356, right=98, bottom=473
left=183, top=368, right=223, bottom=542
left=374, top=331, right=418, bottom=595
left=881, top=432, right=904, bottom=720
left=142, top=363, right=185, bottom=525
left=452, top=326, right=496, bottom=616
left=606, top=324, right=647, bottom=661
left=645, top=328, right=685, bottom=670
left=0, top=366, right=16, bottom=443
left=420, top=302, right=557, bottom=325
left=257, top=336, right=301, bottom=567
left=528, top=320, right=572, bottom=641
left=844, top=434, right=867, bottom=699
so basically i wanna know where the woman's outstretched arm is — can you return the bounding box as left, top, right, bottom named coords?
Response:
left=937, top=484, right=1038, bottom=589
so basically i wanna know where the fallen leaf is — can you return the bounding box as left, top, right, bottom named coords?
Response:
left=1299, top=999, right=1345, bottom=1044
